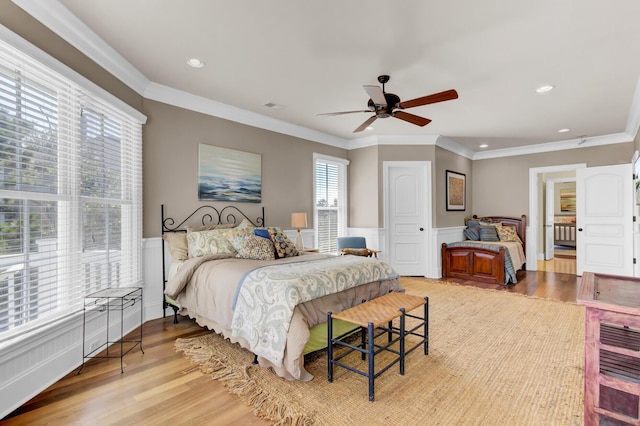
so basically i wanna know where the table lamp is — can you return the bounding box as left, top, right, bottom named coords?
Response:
left=291, top=212, right=307, bottom=251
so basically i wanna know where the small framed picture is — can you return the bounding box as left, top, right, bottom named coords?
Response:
left=446, top=170, right=466, bottom=211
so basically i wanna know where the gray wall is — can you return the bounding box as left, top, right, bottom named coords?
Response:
left=472, top=143, right=635, bottom=217
left=435, top=146, right=473, bottom=227
left=346, top=144, right=472, bottom=229
left=347, top=145, right=379, bottom=228
left=143, top=100, right=347, bottom=237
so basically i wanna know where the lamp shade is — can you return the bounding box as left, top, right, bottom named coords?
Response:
left=291, top=212, right=308, bottom=229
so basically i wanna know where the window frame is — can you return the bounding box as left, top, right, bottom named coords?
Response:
left=313, top=153, right=349, bottom=253
left=0, top=30, right=145, bottom=342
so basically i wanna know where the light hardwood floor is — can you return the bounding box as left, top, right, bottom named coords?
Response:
left=2, top=272, right=579, bottom=425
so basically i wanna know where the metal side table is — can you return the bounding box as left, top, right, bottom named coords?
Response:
left=78, top=287, right=144, bottom=374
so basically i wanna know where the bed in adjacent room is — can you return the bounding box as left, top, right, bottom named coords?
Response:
left=441, top=215, right=526, bottom=285
left=160, top=205, right=403, bottom=381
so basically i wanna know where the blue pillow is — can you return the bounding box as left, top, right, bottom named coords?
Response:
left=463, top=226, right=481, bottom=241
left=479, top=225, right=500, bottom=242
left=254, top=228, right=271, bottom=239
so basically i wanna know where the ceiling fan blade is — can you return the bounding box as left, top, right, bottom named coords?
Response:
left=353, top=115, right=377, bottom=133
left=397, top=89, right=459, bottom=109
left=393, top=111, right=432, bottom=127
left=317, top=110, right=371, bottom=116
left=363, top=85, right=387, bottom=106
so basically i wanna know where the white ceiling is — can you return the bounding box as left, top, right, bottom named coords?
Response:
left=14, top=0, right=640, bottom=157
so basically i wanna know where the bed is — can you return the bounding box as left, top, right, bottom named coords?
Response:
left=161, top=204, right=403, bottom=381
left=441, top=215, right=526, bottom=285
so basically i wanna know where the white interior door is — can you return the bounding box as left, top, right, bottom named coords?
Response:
left=576, top=163, right=633, bottom=276
left=545, top=179, right=555, bottom=260
left=385, top=162, right=430, bottom=276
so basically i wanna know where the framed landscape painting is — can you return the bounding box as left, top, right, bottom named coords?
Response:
left=446, top=170, right=466, bottom=211
left=198, top=144, right=262, bottom=203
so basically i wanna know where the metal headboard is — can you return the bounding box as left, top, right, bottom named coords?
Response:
left=160, top=204, right=265, bottom=320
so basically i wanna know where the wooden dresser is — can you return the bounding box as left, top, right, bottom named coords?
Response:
left=577, top=272, right=640, bottom=426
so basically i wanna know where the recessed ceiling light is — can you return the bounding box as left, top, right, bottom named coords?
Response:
left=186, top=58, right=204, bottom=68
left=366, top=126, right=374, bottom=131
left=558, top=128, right=570, bottom=133
left=479, top=144, right=488, bottom=148
left=536, top=85, right=554, bottom=94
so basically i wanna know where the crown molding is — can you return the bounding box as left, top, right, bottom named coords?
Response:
left=471, top=132, right=633, bottom=160
left=13, top=0, right=640, bottom=159
left=0, top=23, right=147, bottom=124
left=145, top=83, right=347, bottom=148
left=435, top=136, right=476, bottom=159
left=12, top=0, right=150, bottom=95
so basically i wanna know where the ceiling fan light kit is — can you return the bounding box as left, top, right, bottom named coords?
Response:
left=318, top=75, right=458, bottom=133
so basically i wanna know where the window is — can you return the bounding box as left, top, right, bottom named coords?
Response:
left=0, top=37, right=144, bottom=341
left=314, top=154, right=348, bottom=253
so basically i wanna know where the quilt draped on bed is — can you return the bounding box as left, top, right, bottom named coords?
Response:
left=231, top=255, right=399, bottom=366
left=445, top=241, right=523, bottom=284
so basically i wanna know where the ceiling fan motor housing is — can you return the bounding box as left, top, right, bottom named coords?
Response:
left=367, top=93, right=400, bottom=118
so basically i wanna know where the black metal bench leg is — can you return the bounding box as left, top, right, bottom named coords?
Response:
left=368, top=322, right=375, bottom=402
left=400, top=307, right=406, bottom=375
left=328, top=312, right=334, bottom=382
left=424, top=296, right=429, bottom=355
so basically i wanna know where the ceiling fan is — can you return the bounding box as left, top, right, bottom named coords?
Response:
left=318, top=75, right=458, bottom=133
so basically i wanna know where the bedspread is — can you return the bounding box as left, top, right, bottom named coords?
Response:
left=164, top=252, right=403, bottom=381
left=231, top=255, right=399, bottom=366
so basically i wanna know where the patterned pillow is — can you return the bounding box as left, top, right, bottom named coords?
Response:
left=236, top=234, right=276, bottom=260
left=479, top=225, right=500, bottom=242
left=187, top=229, right=237, bottom=257
left=222, top=218, right=255, bottom=251
left=267, top=227, right=299, bottom=258
left=340, top=248, right=372, bottom=257
left=495, top=223, right=523, bottom=244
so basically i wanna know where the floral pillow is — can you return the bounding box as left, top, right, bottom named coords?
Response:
left=222, top=218, right=255, bottom=251
left=236, top=234, right=276, bottom=260
left=187, top=229, right=237, bottom=257
left=495, top=223, right=523, bottom=244
left=267, top=227, right=299, bottom=258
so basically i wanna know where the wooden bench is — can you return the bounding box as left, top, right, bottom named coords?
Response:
left=327, top=292, right=429, bottom=401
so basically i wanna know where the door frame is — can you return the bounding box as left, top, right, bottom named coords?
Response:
left=545, top=177, right=576, bottom=260
left=528, top=163, right=586, bottom=271
left=383, top=161, right=433, bottom=277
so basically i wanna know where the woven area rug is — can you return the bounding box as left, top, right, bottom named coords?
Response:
left=175, top=279, right=585, bottom=425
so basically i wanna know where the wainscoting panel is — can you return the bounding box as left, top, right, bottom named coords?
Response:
left=432, top=226, right=466, bottom=278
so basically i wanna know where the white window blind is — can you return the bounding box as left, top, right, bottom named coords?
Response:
left=0, top=37, right=144, bottom=341
left=314, top=154, right=348, bottom=253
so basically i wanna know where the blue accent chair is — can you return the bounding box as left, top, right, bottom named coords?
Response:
left=336, top=237, right=379, bottom=258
